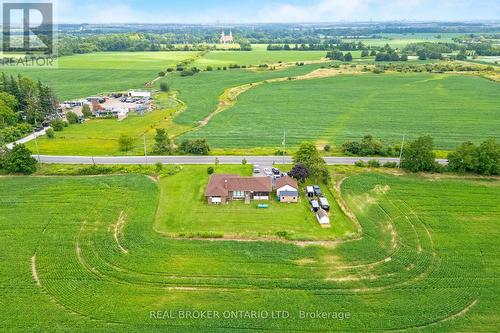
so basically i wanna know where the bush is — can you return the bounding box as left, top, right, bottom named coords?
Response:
left=324, top=145, right=331, bottom=152
left=158, top=71, right=166, bottom=77
left=155, top=162, right=163, bottom=173
left=82, top=104, right=92, bottom=118
left=4, top=144, right=37, bottom=174
left=207, top=167, right=214, bottom=175
left=46, top=128, right=55, bottom=139
left=179, top=139, right=210, bottom=155
left=242, top=158, right=247, bottom=165
left=66, top=112, right=79, bottom=124
left=355, top=160, right=366, bottom=167
left=77, top=165, right=113, bottom=175
left=118, top=134, right=134, bottom=152
left=367, top=160, right=381, bottom=168
left=160, top=82, right=170, bottom=92
left=383, top=162, right=398, bottom=168
left=51, top=119, right=65, bottom=132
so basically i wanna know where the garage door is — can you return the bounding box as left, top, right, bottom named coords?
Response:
left=211, top=197, right=222, bottom=204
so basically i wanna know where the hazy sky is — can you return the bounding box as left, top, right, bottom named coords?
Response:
left=55, top=0, right=499, bottom=23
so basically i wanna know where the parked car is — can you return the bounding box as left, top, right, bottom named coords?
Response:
left=253, top=165, right=261, bottom=174
left=306, top=186, right=315, bottom=198
left=310, top=199, right=320, bottom=212
left=272, top=167, right=280, bottom=175
left=264, top=168, right=273, bottom=176
left=313, top=186, right=323, bottom=197
left=319, top=197, right=330, bottom=211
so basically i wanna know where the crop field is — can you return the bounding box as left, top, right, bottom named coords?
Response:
left=0, top=51, right=198, bottom=100
left=155, top=165, right=355, bottom=240
left=183, top=73, right=500, bottom=150
left=342, top=33, right=459, bottom=49
left=194, top=45, right=327, bottom=67
left=0, top=170, right=498, bottom=331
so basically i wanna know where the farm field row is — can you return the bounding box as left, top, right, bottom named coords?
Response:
left=183, top=73, right=500, bottom=150
left=0, top=169, right=498, bottom=331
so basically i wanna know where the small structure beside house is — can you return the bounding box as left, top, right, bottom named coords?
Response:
left=275, top=176, right=299, bottom=203
left=205, top=174, right=273, bottom=205
left=316, top=208, right=331, bottom=228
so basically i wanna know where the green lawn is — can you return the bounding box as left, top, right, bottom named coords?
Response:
left=0, top=51, right=198, bottom=100
left=183, top=73, right=500, bottom=150
left=0, top=171, right=498, bottom=331
left=155, top=165, right=355, bottom=240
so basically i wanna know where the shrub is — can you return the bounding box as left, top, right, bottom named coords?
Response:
left=355, top=160, right=366, bottom=167
left=4, top=144, right=37, bottom=174
left=155, top=162, right=163, bottom=173
left=46, top=128, right=55, bottom=139
left=242, top=158, right=247, bottom=165
left=160, top=82, right=170, bottom=92
left=51, top=119, right=65, bottom=132
left=66, top=111, right=79, bottom=124
left=118, top=134, right=134, bottom=152
left=324, top=145, right=331, bottom=152
left=383, top=162, right=398, bottom=168
left=207, top=166, right=214, bottom=175
left=77, top=165, right=113, bottom=175
left=179, top=139, right=210, bottom=155
left=158, top=71, right=166, bottom=77
left=367, top=160, right=381, bottom=168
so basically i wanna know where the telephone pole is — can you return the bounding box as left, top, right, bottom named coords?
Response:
left=398, top=135, right=406, bottom=169
left=282, top=130, right=286, bottom=165
left=143, top=133, right=148, bottom=164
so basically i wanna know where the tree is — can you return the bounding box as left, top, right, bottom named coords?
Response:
left=82, top=104, right=92, bottom=118
left=448, top=141, right=479, bottom=173
left=294, top=142, right=330, bottom=184
left=179, top=139, right=210, bottom=155
left=289, top=164, right=310, bottom=182
left=401, top=136, right=437, bottom=172
left=0, top=100, right=16, bottom=128
left=118, top=134, right=134, bottom=152
left=476, top=139, right=499, bottom=175
left=344, top=52, right=353, bottom=62
left=4, top=144, right=37, bottom=174
left=361, top=50, right=369, bottom=57
left=324, top=145, right=331, bottom=152
left=207, top=166, right=214, bottom=175
left=160, top=82, right=170, bottom=92
left=152, top=128, right=172, bottom=155
left=51, top=119, right=65, bottom=131
left=66, top=111, right=79, bottom=124
left=46, top=128, right=55, bottom=139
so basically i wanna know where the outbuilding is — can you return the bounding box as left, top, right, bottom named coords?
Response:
left=275, top=176, right=299, bottom=203
left=316, top=208, right=331, bottom=228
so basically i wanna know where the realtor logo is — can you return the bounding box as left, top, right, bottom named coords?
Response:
left=2, top=2, right=54, bottom=54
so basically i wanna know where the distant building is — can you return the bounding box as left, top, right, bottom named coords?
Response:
left=220, top=30, right=234, bottom=45
left=128, top=91, right=151, bottom=98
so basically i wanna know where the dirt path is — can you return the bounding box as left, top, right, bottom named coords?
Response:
left=31, top=255, right=41, bottom=287
left=113, top=212, right=129, bottom=254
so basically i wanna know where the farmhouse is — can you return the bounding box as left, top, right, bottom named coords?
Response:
left=275, top=176, right=299, bottom=203
left=205, top=174, right=272, bottom=205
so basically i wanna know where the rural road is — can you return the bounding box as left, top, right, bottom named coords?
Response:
left=35, top=155, right=449, bottom=165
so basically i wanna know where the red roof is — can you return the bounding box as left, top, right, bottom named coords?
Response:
left=205, top=175, right=272, bottom=197
left=275, top=176, right=298, bottom=190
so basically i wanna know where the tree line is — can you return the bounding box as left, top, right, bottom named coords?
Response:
left=0, top=74, right=58, bottom=144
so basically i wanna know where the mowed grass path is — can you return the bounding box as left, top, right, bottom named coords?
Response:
left=184, top=73, right=500, bottom=149
left=0, top=51, right=197, bottom=100
left=0, top=172, right=498, bottom=331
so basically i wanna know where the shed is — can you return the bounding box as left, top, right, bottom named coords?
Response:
left=276, top=176, right=299, bottom=203
left=316, top=209, right=331, bottom=228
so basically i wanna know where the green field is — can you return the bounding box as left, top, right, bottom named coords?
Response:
left=0, top=51, right=198, bottom=100
left=0, top=170, right=498, bottom=331
left=194, top=45, right=327, bottom=67
left=342, top=33, right=459, bottom=49
left=183, top=73, right=500, bottom=150
left=155, top=165, right=355, bottom=240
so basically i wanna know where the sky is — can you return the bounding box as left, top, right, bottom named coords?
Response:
left=52, top=0, right=499, bottom=24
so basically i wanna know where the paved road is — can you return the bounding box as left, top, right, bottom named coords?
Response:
left=7, top=128, right=49, bottom=150
left=36, top=155, right=448, bottom=165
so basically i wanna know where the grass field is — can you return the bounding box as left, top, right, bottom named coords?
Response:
left=0, top=170, right=498, bottom=331
left=183, top=73, right=500, bottom=150
left=194, top=45, right=327, bottom=67
left=0, top=51, right=198, bottom=100
left=342, top=33, right=459, bottom=49
left=155, top=165, right=355, bottom=240
left=26, top=93, right=191, bottom=156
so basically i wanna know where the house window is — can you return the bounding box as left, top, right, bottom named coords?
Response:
left=233, top=191, right=244, bottom=198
